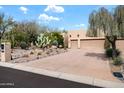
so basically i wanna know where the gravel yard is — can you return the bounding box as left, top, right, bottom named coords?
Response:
left=10, top=48, right=67, bottom=63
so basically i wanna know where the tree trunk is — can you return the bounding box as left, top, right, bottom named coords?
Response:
left=111, top=40, right=117, bottom=59
left=106, top=36, right=117, bottom=59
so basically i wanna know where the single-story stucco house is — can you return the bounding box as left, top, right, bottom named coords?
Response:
left=64, top=29, right=124, bottom=51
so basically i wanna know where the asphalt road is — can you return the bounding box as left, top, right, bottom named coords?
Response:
left=0, top=66, right=100, bottom=88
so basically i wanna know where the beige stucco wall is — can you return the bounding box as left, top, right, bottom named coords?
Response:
left=116, top=40, right=124, bottom=51
left=67, top=29, right=124, bottom=51
left=68, top=29, right=86, bottom=48
left=68, top=29, right=86, bottom=39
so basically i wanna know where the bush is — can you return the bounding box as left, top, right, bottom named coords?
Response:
left=52, top=40, right=58, bottom=46
left=113, top=57, right=122, bottom=65
left=20, top=41, right=28, bottom=49
left=116, top=49, right=121, bottom=56
left=30, top=51, right=34, bottom=55
left=37, top=52, right=42, bottom=55
left=105, top=48, right=121, bottom=58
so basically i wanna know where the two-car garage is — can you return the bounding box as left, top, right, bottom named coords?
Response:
left=70, top=38, right=124, bottom=51
left=70, top=39, right=104, bottom=49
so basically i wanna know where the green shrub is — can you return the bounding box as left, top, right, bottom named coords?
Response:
left=116, top=49, right=121, bottom=56
left=105, top=48, right=121, bottom=58
left=105, top=48, right=113, bottom=58
left=52, top=40, right=58, bottom=46
left=20, top=41, right=28, bottom=49
left=113, top=57, right=122, bottom=65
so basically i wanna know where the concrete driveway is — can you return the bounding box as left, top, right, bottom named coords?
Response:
left=19, top=49, right=120, bottom=82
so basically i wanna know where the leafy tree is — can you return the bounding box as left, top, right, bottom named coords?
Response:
left=50, top=32, right=64, bottom=47
left=5, top=21, right=40, bottom=48
left=114, top=5, right=124, bottom=37
left=15, top=21, right=39, bottom=45
left=0, top=13, right=14, bottom=41
left=24, top=21, right=39, bottom=45
left=87, top=6, right=124, bottom=58
left=88, top=11, right=97, bottom=37
left=98, top=7, right=118, bottom=58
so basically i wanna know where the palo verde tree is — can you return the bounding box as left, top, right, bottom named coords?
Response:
left=0, top=13, right=14, bottom=41
left=98, top=7, right=118, bottom=58
left=114, top=5, right=124, bottom=38
left=87, top=6, right=124, bottom=59
left=87, top=11, right=97, bottom=37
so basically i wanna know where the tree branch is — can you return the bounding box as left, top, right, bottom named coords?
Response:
left=106, top=36, right=113, bottom=44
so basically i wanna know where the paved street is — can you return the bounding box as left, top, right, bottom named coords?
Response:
left=0, top=66, right=99, bottom=88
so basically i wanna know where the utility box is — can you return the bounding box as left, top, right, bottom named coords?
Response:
left=0, top=42, right=11, bottom=62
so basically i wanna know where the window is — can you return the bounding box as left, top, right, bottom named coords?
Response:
left=77, top=34, right=79, bottom=37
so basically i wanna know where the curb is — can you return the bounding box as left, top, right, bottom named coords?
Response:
left=0, top=62, right=124, bottom=88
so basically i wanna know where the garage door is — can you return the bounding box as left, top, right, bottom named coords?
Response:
left=71, top=40, right=78, bottom=49
left=80, top=39, right=104, bottom=49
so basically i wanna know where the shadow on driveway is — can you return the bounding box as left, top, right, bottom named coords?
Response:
left=85, top=52, right=107, bottom=61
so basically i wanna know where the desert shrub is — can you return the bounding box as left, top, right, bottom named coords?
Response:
left=113, top=56, right=123, bottom=65
left=116, top=49, right=121, bottom=56
left=51, top=32, right=64, bottom=47
left=20, top=41, right=28, bottom=49
left=37, top=52, right=42, bottom=55
left=30, top=51, right=34, bottom=55
left=52, top=40, right=58, bottom=46
left=105, top=48, right=113, bottom=58
left=105, top=48, right=121, bottom=58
